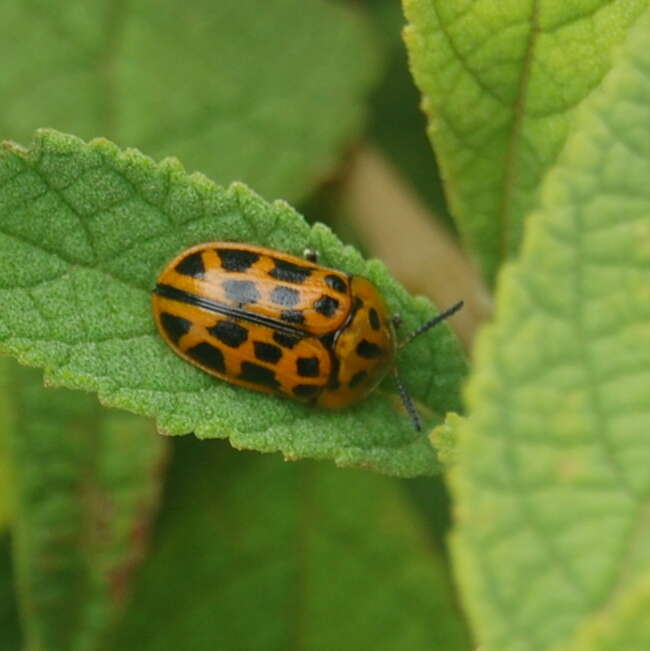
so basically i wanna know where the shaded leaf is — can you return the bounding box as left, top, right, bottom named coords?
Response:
left=0, top=537, right=21, bottom=651
left=7, top=361, right=167, bottom=651
left=403, top=0, right=647, bottom=284
left=0, top=358, right=14, bottom=530
left=0, top=0, right=377, bottom=202
left=114, top=437, right=472, bottom=651
left=0, top=130, right=467, bottom=477
left=450, top=12, right=650, bottom=650
left=365, top=0, right=450, bottom=224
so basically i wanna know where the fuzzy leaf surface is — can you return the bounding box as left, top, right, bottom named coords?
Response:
left=0, top=130, right=467, bottom=477
left=403, top=0, right=648, bottom=284
left=450, top=11, right=650, bottom=651
left=557, top=569, right=650, bottom=651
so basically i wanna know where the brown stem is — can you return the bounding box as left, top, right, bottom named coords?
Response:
left=341, top=145, right=492, bottom=353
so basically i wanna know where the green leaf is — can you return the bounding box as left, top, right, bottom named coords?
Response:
left=450, top=12, right=650, bottom=651
left=114, top=437, right=473, bottom=651
left=0, top=129, right=467, bottom=478
left=429, top=411, right=464, bottom=468
left=403, top=0, right=647, bottom=284
left=0, top=0, right=377, bottom=202
left=557, top=569, right=650, bottom=651
left=6, top=360, right=167, bottom=651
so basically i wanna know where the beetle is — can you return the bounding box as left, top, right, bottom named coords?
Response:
left=152, top=242, right=462, bottom=430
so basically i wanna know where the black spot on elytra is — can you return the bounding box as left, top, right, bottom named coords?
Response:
left=208, top=321, right=248, bottom=348
left=187, top=342, right=226, bottom=373
left=270, top=285, right=299, bottom=307
left=223, top=279, right=260, bottom=304
left=293, top=384, right=320, bottom=398
left=273, top=331, right=302, bottom=349
left=281, top=309, right=305, bottom=325
left=175, top=251, right=205, bottom=278
left=356, top=339, right=383, bottom=359
left=254, top=341, right=283, bottom=364
left=297, top=357, right=319, bottom=377
left=349, top=370, right=368, bottom=388
left=217, top=248, right=259, bottom=272
left=160, top=312, right=191, bottom=344
left=325, top=274, right=347, bottom=293
left=369, top=308, right=381, bottom=331
left=239, top=361, right=280, bottom=390
left=269, top=259, right=313, bottom=284
left=313, top=295, right=339, bottom=317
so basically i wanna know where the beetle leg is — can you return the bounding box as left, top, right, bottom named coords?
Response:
left=391, top=368, right=422, bottom=431
left=303, top=248, right=319, bottom=263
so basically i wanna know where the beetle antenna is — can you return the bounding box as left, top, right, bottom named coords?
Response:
left=392, top=368, right=422, bottom=431
left=397, top=300, right=464, bottom=350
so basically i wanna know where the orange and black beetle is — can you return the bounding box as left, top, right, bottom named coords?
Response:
left=152, top=242, right=462, bottom=430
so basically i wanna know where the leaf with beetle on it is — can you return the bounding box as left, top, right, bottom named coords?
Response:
left=0, top=130, right=467, bottom=478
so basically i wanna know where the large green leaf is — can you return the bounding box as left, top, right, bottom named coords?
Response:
left=557, top=569, right=650, bottom=651
left=114, top=437, right=472, bottom=651
left=0, top=130, right=467, bottom=477
left=450, top=11, right=650, bottom=651
left=403, top=0, right=648, bottom=284
left=6, top=360, right=167, bottom=651
left=0, top=0, right=377, bottom=202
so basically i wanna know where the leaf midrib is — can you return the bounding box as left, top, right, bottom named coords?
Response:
left=497, top=0, right=540, bottom=267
